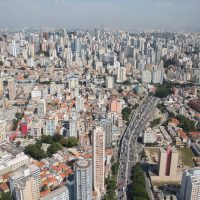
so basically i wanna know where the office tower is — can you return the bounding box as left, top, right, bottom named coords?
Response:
left=142, top=70, right=152, bottom=83
left=93, top=127, right=105, bottom=195
left=69, top=119, right=77, bottom=137
left=0, top=78, right=3, bottom=94
left=68, top=77, right=79, bottom=92
left=8, top=78, right=16, bottom=101
left=75, top=96, right=84, bottom=112
left=158, top=146, right=178, bottom=177
left=74, top=159, right=92, bottom=200
left=9, top=164, right=40, bottom=200
left=152, top=69, right=164, bottom=84
left=37, top=99, right=46, bottom=117
left=100, top=119, right=112, bottom=148
left=72, top=37, right=80, bottom=53
left=116, top=67, right=126, bottom=83
left=11, top=40, right=17, bottom=57
left=0, top=120, right=6, bottom=141
left=46, top=114, right=58, bottom=136
left=180, top=167, right=200, bottom=200
left=139, top=37, right=145, bottom=53
left=106, top=76, right=114, bottom=89
left=110, top=99, right=122, bottom=114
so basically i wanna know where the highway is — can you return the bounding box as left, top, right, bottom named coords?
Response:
left=117, top=96, right=158, bottom=200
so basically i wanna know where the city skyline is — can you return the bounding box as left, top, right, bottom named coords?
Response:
left=0, top=0, right=200, bottom=30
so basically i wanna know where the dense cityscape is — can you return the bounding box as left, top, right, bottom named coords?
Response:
left=0, top=25, right=199, bottom=200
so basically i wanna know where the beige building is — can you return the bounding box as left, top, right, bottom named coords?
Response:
left=158, top=146, right=178, bottom=177
left=180, top=167, right=200, bottom=200
left=0, top=120, right=6, bottom=141
left=0, top=78, right=3, bottom=95
left=8, top=77, right=16, bottom=101
left=92, top=126, right=105, bottom=196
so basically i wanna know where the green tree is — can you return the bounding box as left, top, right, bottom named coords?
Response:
left=0, top=191, right=12, bottom=200
left=12, top=119, right=19, bottom=131
left=0, top=61, right=3, bottom=66
left=15, top=112, right=23, bottom=120
left=63, top=137, right=78, bottom=147
left=24, top=144, right=46, bottom=160
left=111, top=163, right=119, bottom=176
left=47, top=142, right=63, bottom=155
left=176, top=115, right=195, bottom=132
left=122, top=107, right=132, bottom=121
left=53, top=134, right=64, bottom=143
left=41, top=135, right=54, bottom=144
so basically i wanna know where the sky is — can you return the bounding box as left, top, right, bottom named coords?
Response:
left=0, top=0, right=200, bottom=30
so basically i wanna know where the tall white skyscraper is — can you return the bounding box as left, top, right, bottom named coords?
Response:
left=11, top=40, right=17, bottom=57
left=74, top=159, right=92, bottom=200
left=92, top=126, right=105, bottom=196
left=180, top=167, right=200, bottom=200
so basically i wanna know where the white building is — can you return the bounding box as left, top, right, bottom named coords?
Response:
left=106, top=76, right=114, bottom=89
left=143, top=128, right=157, bottom=144
left=116, top=67, right=126, bottom=83
left=180, top=167, right=200, bottom=200
left=37, top=99, right=46, bottom=117
left=142, top=70, right=152, bottom=83
left=74, top=159, right=92, bottom=200
left=75, top=96, right=84, bottom=112
left=9, top=164, right=40, bottom=200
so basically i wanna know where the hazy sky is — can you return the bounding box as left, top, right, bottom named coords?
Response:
left=0, top=0, right=200, bottom=29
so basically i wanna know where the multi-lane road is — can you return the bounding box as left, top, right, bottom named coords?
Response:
left=117, top=96, right=158, bottom=200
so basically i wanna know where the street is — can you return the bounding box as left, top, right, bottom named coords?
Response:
left=117, top=96, right=158, bottom=200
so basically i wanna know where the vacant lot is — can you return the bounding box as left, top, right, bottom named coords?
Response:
left=178, top=147, right=195, bottom=168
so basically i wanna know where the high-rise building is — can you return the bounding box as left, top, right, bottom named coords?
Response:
left=9, top=164, right=40, bottom=200
left=106, top=76, right=114, bottom=89
left=0, top=78, right=3, bottom=95
left=68, top=77, right=79, bottom=92
left=0, top=120, right=6, bottom=141
left=180, top=167, right=200, bottom=200
left=37, top=99, right=46, bottom=117
left=10, top=40, right=17, bottom=57
left=142, top=70, right=152, bottom=83
left=75, top=96, right=84, bottom=112
left=158, top=146, right=178, bottom=177
left=45, top=114, right=58, bottom=136
left=152, top=69, right=164, bottom=84
left=116, top=67, right=126, bottom=83
left=8, top=77, right=16, bottom=101
left=69, top=119, right=77, bottom=137
left=100, top=119, right=112, bottom=148
left=74, top=159, right=92, bottom=200
left=92, top=126, right=105, bottom=196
